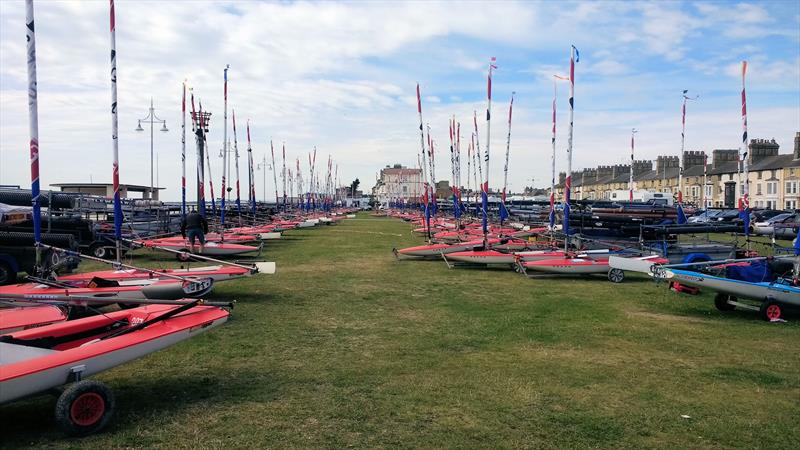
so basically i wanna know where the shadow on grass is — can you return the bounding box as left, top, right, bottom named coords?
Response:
left=0, top=367, right=279, bottom=445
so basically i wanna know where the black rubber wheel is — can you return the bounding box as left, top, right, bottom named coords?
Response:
left=177, top=249, right=192, bottom=262
left=760, top=300, right=783, bottom=322
left=607, top=268, right=624, bottom=283
left=0, top=261, right=16, bottom=285
left=54, top=380, right=115, bottom=436
left=713, top=293, right=736, bottom=311
left=90, top=244, right=109, bottom=259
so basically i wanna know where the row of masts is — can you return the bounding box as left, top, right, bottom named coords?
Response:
left=411, top=47, right=753, bottom=249
left=24, top=0, right=351, bottom=268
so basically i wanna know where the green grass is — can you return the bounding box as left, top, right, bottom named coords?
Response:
left=2, top=213, right=799, bottom=449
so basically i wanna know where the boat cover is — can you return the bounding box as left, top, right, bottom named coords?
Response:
left=726, top=261, right=771, bottom=283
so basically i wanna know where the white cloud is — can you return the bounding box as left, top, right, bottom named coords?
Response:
left=0, top=0, right=797, bottom=198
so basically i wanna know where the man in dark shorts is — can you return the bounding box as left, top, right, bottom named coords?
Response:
left=181, top=207, right=209, bottom=253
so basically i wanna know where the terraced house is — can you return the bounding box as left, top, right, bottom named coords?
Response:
left=556, top=132, right=800, bottom=210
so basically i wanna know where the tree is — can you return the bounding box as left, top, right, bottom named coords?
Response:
left=350, top=178, right=360, bottom=196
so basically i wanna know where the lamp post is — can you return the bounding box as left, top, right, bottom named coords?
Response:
left=135, top=97, right=168, bottom=200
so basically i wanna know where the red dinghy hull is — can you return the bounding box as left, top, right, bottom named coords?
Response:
left=0, top=277, right=208, bottom=302
left=58, top=265, right=251, bottom=284
left=140, top=239, right=259, bottom=257
left=523, top=258, right=611, bottom=274
left=0, top=306, right=67, bottom=334
left=0, top=303, right=229, bottom=404
left=396, top=238, right=499, bottom=258
left=445, top=250, right=516, bottom=265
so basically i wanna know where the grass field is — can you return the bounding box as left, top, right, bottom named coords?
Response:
left=2, top=213, right=799, bottom=449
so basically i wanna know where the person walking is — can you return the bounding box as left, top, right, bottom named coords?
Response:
left=181, top=207, right=208, bottom=254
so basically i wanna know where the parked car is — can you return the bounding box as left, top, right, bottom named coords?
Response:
left=752, top=209, right=788, bottom=222
left=772, top=214, right=799, bottom=239
left=688, top=209, right=723, bottom=223
left=753, top=213, right=794, bottom=236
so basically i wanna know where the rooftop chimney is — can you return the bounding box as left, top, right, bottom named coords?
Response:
left=655, top=156, right=679, bottom=173
left=747, top=138, right=779, bottom=163
left=712, top=149, right=739, bottom=169
left=683, top=150, right=705, bottom=169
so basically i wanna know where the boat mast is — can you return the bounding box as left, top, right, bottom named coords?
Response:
left=702, top=152, right=708, bottom=212
left=246, top=121, right=255, bottom=220
left=281, top=142, right=286, bottom=211
left=629, top=128, right=637, bottom=202
left=740, top=61, right=750, bottom=239
left=472, top=133, right=479, bottom=216
left=501, top=92, right=514, bottom=227
left=232, top=111, right=242, bottom=223
left=25, top=0, right=42, bottom=270
left=220, top=65, right=229, bottom=236
left=202, top=101, right=216, bottom=217
left=270, top=140, right=278, bottom=207
left=415, top=84, right=431, bottom=240
left=564, top=46, right=578, bottom=252
left=181, top=80, right=187, bottom=218
left=473, top=112, right=483, bottom=217
left=427, top=125, right=437, bottom=215
left=483, top=57, right=496, bottom=247
left=549, top=76, right=558, bottom=232
left=678, top=90, right=697, bottom=224
left=109, top=0, right=123, bottom=262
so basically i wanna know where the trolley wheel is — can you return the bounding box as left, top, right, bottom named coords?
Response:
left=713, top=293, right=736, bottom=311
left=0, top=261, right=16, bottom=285
left=177, top=249, right=192, bottom=262
left=760, top=300, right=783, bottom=322
left=607, top=268, right=624, bottom=283
left=55, top=380, right=115, bottom=436
left=89, top=244, right=109, bottom=259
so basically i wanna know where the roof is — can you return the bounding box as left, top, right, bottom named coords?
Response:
left=51, top=183, right=164, bottom=191
left=380, top=168, right=422, bottom=176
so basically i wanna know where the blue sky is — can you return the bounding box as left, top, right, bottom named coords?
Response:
left=0, top=0, right=798, bottom=200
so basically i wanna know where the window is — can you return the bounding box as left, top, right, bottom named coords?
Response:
left=691, top=186, right=699, bottom=198
left=766, top=200, right=776, bottom=210
left=705, top=185, right=713, bottom=197
left=786, top=200, right=797, bottom=210
left=785, top=181, right=797, bottom=195
left=402, top=186, right=408, bottom=193
left=767, top=182, right=778, bottom=195
left=757, top=171, right=762, bottom=179
left=757, top=183, right=762, bottom=195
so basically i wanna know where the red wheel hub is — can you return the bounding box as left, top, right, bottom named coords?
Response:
left=766, top=305, right=781, bottom=320
left=70, top=392, right=105, bottom=426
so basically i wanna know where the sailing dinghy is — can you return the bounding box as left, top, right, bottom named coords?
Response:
left=0, top=300, right=230, bottom=435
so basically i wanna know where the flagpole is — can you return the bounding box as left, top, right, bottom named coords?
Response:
left=109, top=0, right=122, bottom=263
left=25, top=0, right=42, bottom=270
